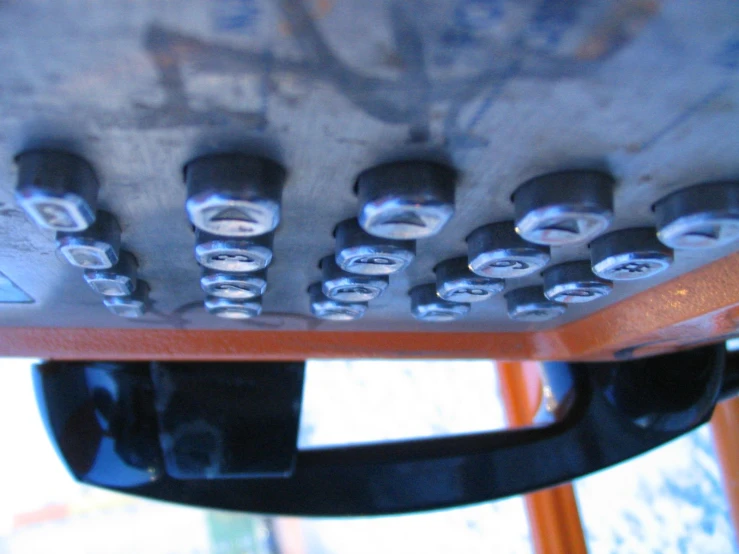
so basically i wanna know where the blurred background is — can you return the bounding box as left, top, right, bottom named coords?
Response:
left=0, top=358, right=735, bottom=554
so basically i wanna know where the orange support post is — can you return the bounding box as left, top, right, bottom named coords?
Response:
left=711, top=396, right=739, bottom=539
left=497, top=361, right=588, bottom=554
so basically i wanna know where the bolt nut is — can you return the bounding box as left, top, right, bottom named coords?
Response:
left=205, top=296, right=262, bottom=319
left=320, top=255, right=388, bottom=302
left=15, top=150, right=99, bottom=232
left=185, top=154, right=285, bottom=237
left=357, top=161, right=456, bottom=239
left=194, top=229, right=273, bottom=272
left=335, top=218, right=415, bottom=275
left=103, top=281, right=149, bottom=318
left=410, top=283, right=470, bottom=322
left=542, top=261, right=612, bottom=304
left=56, top=211, right=121, bottom=269
left=200, top=269, right=267, bottom=300
left=308, top=282, right=367, bottom=321
left=591, top=227, right=673, bottom=281
left=655, top=181, right=739, bottom=249
left=513, top=170, right=614, bottom=246
left=83, top=251, right=138, bottom=296
left=505, top=286, right=567, bottom=322
left=434, top=257, right=504, bottom=303
left=467, top=222, right=551, bottom=279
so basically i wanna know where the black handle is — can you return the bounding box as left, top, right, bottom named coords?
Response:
left=34, top=344, right=728, bottom=516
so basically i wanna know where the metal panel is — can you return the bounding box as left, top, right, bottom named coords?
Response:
left=0, top=0, right=737, bottom=333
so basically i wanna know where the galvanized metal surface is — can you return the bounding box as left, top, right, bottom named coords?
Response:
left=0, top=0, right=737, bottom=332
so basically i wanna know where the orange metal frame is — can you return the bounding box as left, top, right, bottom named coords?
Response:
left=711, top=396, right=739, bottom=540
left=497, top=361, right=588, bottom=554
left=0, top=253, right=736, bottom=361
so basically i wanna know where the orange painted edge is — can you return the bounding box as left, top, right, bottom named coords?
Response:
left=497, top=361, right=588, bottom=554
left=711, top=396, right=739, bottom=542
left=0, top=254, right=736, bottom=361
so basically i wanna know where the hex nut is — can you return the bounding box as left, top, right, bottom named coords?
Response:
left=56, top=211, right=121, bottom=269
left=83, top=251, right=138, bottom=296
left=357, top=161, right=456, bottom=240
left=410, top=283, right=470, bottom=322
left=103, top=281, right=149, bottom=318
left=308, top=282, right=367, bottom=321
left=15, top=150, right=99, bottom=232
left=505, top=286, right=567, bottom=322
left=335, top=218, right=415, bottom=275
left=320, top=255, right=388, bottom=302
left=513, top=170, right=614, bottom=246
left=200, top=269, right=267, bottom=300
left=591, top=228, right=673, bottom=281
left=543, top=261, right=612, bottom=303
left=655, top=181, right=739, bottom=249
left=185, top=154, right=285, bottom=237
left=194, top=229, right=273, bottom=272
left=467, top=222, right=550, bottom=279
left=205, top=296, right=263, bottom=319
left=434, top=256, right=504, bottom=303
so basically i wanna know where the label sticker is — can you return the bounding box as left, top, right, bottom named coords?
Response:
left=0, top=271, right=34, bottom=303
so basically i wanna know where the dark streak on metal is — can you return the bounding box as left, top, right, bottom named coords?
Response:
left=638, top=82, right=731, bottom=151
left=131, top=0, right=644, bottom=138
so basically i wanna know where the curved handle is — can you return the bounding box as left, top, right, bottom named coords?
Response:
left=34, top=345, right=726, bottom=516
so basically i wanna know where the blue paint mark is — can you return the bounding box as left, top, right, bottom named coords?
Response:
left=213, top=0, right=260, bottom=33
left=440, top=27, right=477, bottom=49
left=464, top=60, right=521, bottom=132
left=528, top=0, right=579, bottom=48
left=715, top=38, right=739, bottom=70
left=447, top=132, right=490, bottom=150
left=454, top=0, right=505, bottom=31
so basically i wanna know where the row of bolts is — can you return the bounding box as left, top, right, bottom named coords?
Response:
left=12, top=150, right=738, bottom=321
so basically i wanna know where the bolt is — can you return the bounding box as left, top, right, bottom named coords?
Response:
left=357, top=161, right=456, bottom=239
left=308, top=282, right=367, bottom=321
left=56, top=211, right=121, bottom=269
left=185, top=154, right=285, bottom=237
left=655, top=181, right=739, bottom=249
left=513, top=170, right=614, bottom=246
left=543, top=261, right=613, bottom=304
left=409, top=283, right=470, bottom=322
left=467, top=222, right=550, bottom=278
left=434, top=256, right=504, bottom=303
left=204, top=296, right=262, bottom=319
left=505, top=286, right=567, bottom=322
left=591, top=228, right=673, bottom=281
left=15, top=150, right=99, bottom=232
left=194, top=229, right=273, bottom=272
left=320, top=255, right=388, bottom=302
left=334, top=218, right=415, bottom=275
left=83, top=251, right=138, bottom=296
left=200, top=269, right=267, bottom=300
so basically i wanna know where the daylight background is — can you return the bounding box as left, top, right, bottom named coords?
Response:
left=0, top=358, right=735, bottom=554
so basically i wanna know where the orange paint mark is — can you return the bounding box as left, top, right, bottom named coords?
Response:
left=13, top=504, right=69, bottom=529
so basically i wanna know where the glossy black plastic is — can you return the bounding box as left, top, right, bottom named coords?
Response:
left=34, top=362, right=163, bottom=488
left=34, top=345, right=728, bottom=516
left=150, top=362, right=305, bottom=479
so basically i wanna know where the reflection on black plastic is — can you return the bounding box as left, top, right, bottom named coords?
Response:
left=34, top=345, right=728, bottom=516
left=33, top=362, right=163, bottom=488
left=150, top=362, right=305, bottom=479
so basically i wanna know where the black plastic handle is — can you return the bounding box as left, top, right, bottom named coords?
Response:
left=34, top=345, right=729, bottom=516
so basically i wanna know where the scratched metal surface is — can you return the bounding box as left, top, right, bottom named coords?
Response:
left=0, top=0, right=736, bottom=332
